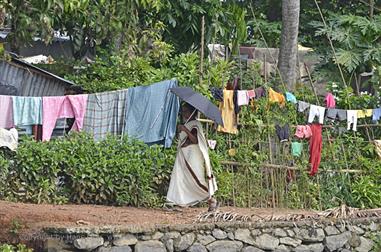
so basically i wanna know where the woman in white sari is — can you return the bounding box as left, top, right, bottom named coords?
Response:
left=167, top=103, right=218, bottom=211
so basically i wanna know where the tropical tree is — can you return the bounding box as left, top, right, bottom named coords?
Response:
left=278, top=0, right=300, bottom=90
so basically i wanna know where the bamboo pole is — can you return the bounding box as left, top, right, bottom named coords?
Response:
left=199, top=16, right=205, bottom=87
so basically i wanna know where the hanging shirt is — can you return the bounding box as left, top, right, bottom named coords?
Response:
left=217, top=89, right=238, bottom=134
left=326, top=109, right=347, bottom=121
left=308, top=105, right=325, bottom=124
left=237, top=90, right=249, bottom=106
left=268, top=88, right=286, bottom=107
left=347, top=110, right=358, bottom=131
left=309, top=124, right=322, bottom=176
left=372, top=108, right=381, bottom=122
left=285, top=92, right=297, bottom=104
left=42, top=95, right=88, bottom=141
left=275, top=124, right=289, bottom=142
left=357, top=109, right=372, bottom=118
left=295, top=125, right=313, bottom=139
left=255, top=87, right=266, bottom=99
left=12, top=97, right=42, bottom=127
left=124, top=79, right=180, bottom=148
left=298, top=101, right=310, bottom=113
left=291, top=142, right=303, bottom=157
left=325, top=93, right=336, bottom=108
left=0, top=95, right=14, bottom=128
left=83, top=89, right=129, bottom=140
left=0, top=128, right=18, bottom=151
left=247, top=90, right=256, bottom=100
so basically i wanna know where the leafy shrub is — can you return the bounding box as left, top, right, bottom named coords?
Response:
left=0, top=244, right=32, bottom=252
left=0, top=134, right=177, bottom=207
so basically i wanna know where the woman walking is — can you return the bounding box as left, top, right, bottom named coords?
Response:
left=166, top=103, right=218, bottom=211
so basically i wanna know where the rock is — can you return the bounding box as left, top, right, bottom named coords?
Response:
left=324, top=226, right=340, bottom=236
left=251, top=229, right=261, bottom=237
left=140, top=235, right=152, bottom=241
left=163, top=231, right=181, bottom=240
left=97, top=246, right=132, bottom=252
left=348, top=233, right=361, bottom=247
left=227, top=232, right=235, bottom=240
left=274, top=245, right=291, bottom=252
left=254, top=234, right=279, bottom=250
left=187, top=243, right=207, bottom=252
left=196, top=234, right=216, bottom=245
left=165, top=239, right=174, bottom=252
left=206, top=240, right=243, bottom=252
left=113, top=234, right=138, bottom=246
left=174, top=233, right=195, bottom=251
left=262, top=228, right=272, bottom=233
left=368, top=222, right=378, bottom=231
left=74, top=237, right=104, bottom=250
left=135, top=241, right=166, bottom=252
left=286, top=229, right=295, bottom=237
left=45, top=238, right=73, bottom=252
left=294, top=244, right=324, bottom=252
left=152, top=232, right=164, bottom=240
left=324, top=231, right=351, bottom=251
left=212, top=229, right=227, bottom=239
left=235, top=229, right=255, bottom=245
left=279, top=237, right=302, bottom=247
left=241, top=246, right=265, bottom=252
left=273, top=228, right=287, bottom=237
left=356, top=237, right=374, bottom=252
left=336, top=225, right=346, bottom=233
left=296, top=228, right=325, bottom=242
left=348, top=226, right=365, bottom=235
left=340, top=249, right=351, bottom=252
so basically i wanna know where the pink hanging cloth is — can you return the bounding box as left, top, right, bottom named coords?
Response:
left=0, top=95, right=14, bottom=128
left=325, top=93, right=336, bottom=108
left=42, top=95, right=88, bottom=141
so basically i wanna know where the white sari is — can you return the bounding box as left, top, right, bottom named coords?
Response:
left=166, top=120, right=217, bottom=206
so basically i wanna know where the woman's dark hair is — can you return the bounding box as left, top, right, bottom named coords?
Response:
left=181, top=103, right=197, bottom=120
left=181, top=102, right=196, bottom=112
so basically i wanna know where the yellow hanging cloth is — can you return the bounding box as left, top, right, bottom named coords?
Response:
left=217, top=89, right=238, bottom=134
left=268, top=88, right=286, bottom=107
left=357, top=109, right=373, bottom=118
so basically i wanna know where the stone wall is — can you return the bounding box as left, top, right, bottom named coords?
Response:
left=43, top=217, right=381, bottom=252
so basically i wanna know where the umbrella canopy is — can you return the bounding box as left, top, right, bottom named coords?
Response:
left=170, top=87, right=223, bottom=126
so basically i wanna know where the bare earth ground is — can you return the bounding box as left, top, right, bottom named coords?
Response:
left=0, top=200, right=313, bottom=245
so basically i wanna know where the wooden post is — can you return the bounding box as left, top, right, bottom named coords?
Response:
left=199, top=16, right=205, bottom=87
left=304, top=63, right=320, bottom=106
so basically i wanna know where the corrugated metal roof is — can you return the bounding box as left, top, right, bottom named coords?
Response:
left=0, top=59, right=73, bottom=96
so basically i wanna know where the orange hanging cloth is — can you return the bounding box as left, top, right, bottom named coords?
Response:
left=268, top=88, right=286, bottom=107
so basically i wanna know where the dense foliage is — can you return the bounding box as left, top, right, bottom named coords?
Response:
left=0, top=134, right=176, bottom=206
left=1, top=0, right=381, bottom=211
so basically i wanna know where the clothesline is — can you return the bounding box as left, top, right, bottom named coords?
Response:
left=198, top=118, right=380, bottom=129
left=0, top=79, right=180, bottom=148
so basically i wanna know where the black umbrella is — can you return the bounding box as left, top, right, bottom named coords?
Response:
left=170, top=87, right=224, bottom=126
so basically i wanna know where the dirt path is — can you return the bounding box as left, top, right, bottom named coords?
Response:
left=0, top=200, right=313, bottom=244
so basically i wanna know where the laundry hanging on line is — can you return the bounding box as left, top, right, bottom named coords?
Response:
left=42, top=94, right=88, bottom=141
left=83, top=89, right=129, bottom=141
left=124, top=79, right=179, bottom=148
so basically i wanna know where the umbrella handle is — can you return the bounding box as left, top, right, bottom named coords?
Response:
left=185, top=109, right=197, bottom=124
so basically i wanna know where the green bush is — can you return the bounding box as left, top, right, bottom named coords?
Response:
left=0, top=134, right=176, bottom=207
left=0, top=244, right=32, bottom=252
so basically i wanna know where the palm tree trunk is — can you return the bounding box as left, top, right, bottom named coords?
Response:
left=278, top=0, right=300, bottom=90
